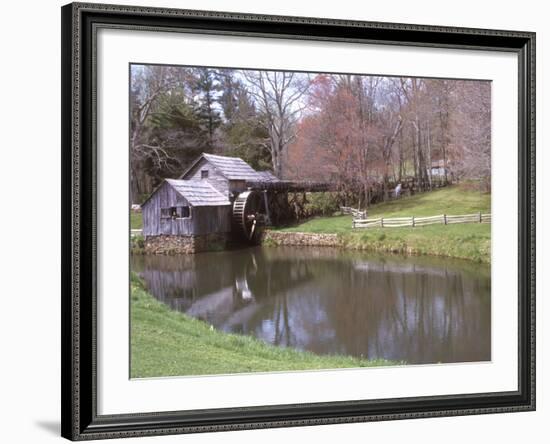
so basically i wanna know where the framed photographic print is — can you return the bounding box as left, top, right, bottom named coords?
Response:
left=61, top=2, right=535, bottom=440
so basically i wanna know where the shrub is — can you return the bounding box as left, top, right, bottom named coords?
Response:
left=304, top=192, right=341, bottom=217
left=131, top=235, right=145, bottom=252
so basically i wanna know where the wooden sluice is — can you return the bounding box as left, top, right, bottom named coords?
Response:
left=245, top=180, right=337, bottom=193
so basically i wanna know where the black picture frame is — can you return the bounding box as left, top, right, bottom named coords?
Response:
left=61, top=2, right=536, bottom=440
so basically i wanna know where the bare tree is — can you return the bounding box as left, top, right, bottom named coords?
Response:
left=450, top=81, right=491, bottom=190
left=381, top=114, right=404, bottom=199
left=130, top=65, right=178, bottom=202
left=242, top=70, right=311, bottom=177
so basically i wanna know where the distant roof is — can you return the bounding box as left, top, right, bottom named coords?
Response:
left=180, top=153, right=280, bottom=182
left=165, top=179, right=231, bottom=206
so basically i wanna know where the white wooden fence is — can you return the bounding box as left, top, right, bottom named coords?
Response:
left=340, top=206, right=367, bottom=219
left=353, top=212, right=491, bottom=229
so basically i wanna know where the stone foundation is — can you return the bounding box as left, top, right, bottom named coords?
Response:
left=144, top=233, right=229, bottom=254
left=262, top=231, right=342, bottom=247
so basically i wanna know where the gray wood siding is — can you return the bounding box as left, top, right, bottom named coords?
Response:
left=142, top=181, right=231, bottom=236
left=192, top=206, right=232, bottom=235
left=184, top=158, right=229, bottom=196
left=228, top=180, right=247, bottom=194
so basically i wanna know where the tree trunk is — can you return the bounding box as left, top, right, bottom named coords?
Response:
left=398, top=129, right=404, bottom=182
left=427, top=120, right=433, bottom=190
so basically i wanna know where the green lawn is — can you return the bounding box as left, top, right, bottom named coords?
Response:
left=131, top=212, right=143, bottom=230
left=272, top=186, right=491, bottom=263
left=131, top=274, right=399, bottom=378
left=278, top=186, right=490, bottom=234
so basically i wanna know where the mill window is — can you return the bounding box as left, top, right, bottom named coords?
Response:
left=180, top=206, right=190, bottom=218
left=161, top=206, right=191, bottom=219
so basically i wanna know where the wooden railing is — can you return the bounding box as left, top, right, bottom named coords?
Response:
left=340, top=206, right=367, bottom=219
left=353, top=212, right=491, bottom=229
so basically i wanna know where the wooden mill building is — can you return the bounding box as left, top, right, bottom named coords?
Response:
left=142, top=179, right=232, bottom=237
left=142, top=153, right=279, bottom=253
left=141, top=153, right=332, bottom=254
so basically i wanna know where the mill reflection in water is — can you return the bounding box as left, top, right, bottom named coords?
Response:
left=131, top=247, right=491, bottom=365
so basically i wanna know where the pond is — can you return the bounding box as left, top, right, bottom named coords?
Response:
left=131, top=247, right=491, bottom=365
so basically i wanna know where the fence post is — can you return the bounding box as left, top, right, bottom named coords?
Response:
left=444, top=214, right=447, bottom=225
left=479, top=212, right=482, bottom=223
left=381, top=218, right=384, bottom=228
left=412, top=216, right=415, bottom=227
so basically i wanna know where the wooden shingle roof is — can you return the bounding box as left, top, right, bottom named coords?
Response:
left=165, top=179, right=231, bottom=206
left=181, top=153, right=280, bottom=182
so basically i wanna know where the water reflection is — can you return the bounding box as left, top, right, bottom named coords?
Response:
left=131, top=247, right=491, bottom=365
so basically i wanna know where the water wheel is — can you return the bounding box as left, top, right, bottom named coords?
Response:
left=232, top=190, right=268, bottom=243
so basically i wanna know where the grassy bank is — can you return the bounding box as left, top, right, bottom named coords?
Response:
left=339, top=224, right=490, bottom=263
left=131, top=274, right=398, bottom=378
left=274, top=186, right=491, bottom=263
left=131, top=212, right=142, bottom=230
